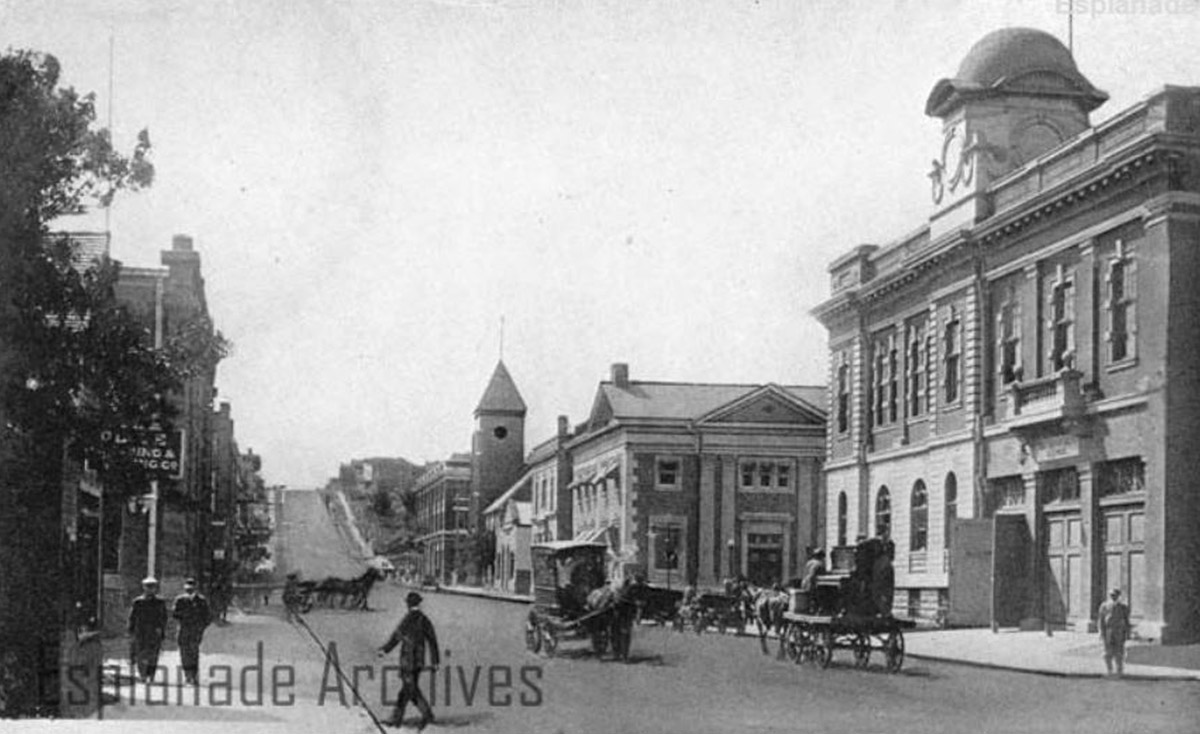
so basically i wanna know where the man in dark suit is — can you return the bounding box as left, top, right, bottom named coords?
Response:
left=1098, top=588, right=1132, bottom=676
left=377, top=591, right=439, bottom=730
left=128, top=577, right=167, bottom=682
left=172, top=577, right=212, bottom=685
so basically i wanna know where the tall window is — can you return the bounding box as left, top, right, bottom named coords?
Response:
left=1047, top=264, right=1076, bottom=372
left=875, top=487, right=892, bottom=538
left=925, top=327, right=936, bottom=413
left=996, top=282, right=1022, bottom=384
left=1106, top=240, right=1137, bottom=363
left=836, top=361, right=850, bottom=433
left=888, top=335, right=899, bottom=423
left=944, top=473, right=958, bottom=548
left=943, top=307, right=961, bottom=404
left=872, top=337, right=887, bottom=426
left=910, top=480, right=928, bottom=551
left=651, top=523, right=682, bottom=570
left=837, top=492, right=848, bottom=546
left=906, top=320, right=925, bottom=417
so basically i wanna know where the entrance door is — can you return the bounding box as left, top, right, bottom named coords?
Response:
left=1101, top=504, right=1146, bottom=619
left=746, top=532, right=783, bottom=586
left=993, top=514, right=1031, bottom=628
left=1044, top=512, right=1084, bottom=625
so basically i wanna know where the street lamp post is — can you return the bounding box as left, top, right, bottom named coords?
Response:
left=727, top=538, right=736, bottom=580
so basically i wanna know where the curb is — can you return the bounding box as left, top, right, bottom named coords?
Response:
left=904, top=652, right=1200, bottom=682
left=422, top=586, right=532, bottom=605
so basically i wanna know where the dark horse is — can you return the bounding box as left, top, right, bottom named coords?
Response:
left=314, top=568, right=383, bottom=610
left=585, top=579, right=647, bottom=661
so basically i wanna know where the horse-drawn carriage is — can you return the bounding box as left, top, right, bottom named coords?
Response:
left=674, top=591, right=747, bottom=635
left=283, top=567, right=382, bottom=615
left=524, top=541, right=639, bottom=661
left=780, top=538, right=915, bottom=672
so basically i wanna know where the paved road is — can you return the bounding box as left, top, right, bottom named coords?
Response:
left=274, top=484, right=1199, bottom=733
left=276, top=488, right=368, bottom=580
left=291, top=585, right=1200, bottom=734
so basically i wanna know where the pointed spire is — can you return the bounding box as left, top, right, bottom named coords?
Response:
left=475, top=360, right=527, bottom=416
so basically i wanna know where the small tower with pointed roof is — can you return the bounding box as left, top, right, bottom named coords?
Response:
left=469, top=360, right=527, bottom=536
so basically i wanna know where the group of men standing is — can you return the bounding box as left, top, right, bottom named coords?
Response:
left=127, top=576, right=213, bottom=684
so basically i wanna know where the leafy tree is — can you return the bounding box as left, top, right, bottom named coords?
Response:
left=1, top=49, right=228, bottom=499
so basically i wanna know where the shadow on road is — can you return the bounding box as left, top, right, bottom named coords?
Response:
left=550, top=649, right=674, bottom=667
left=391, top=711, right=494, bottom=728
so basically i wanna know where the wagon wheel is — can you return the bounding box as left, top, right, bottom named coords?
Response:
left=525, top=621, right=542, bottom=653
left=852, top=633, right=872, bottom=669
left=810, top=629, right=833, bottom=669
left=885, top=629, right=905, bottom=673
left=592, top=625, right=610, bottom=656
left=542, top=625, right=559, bottom=657
left=784, top=624, right=806, bottom=663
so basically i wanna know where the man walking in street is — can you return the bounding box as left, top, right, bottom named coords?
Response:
left=173, top=577, right=212, bottom=685
left=1098, top=587, right=1132, bottom=677
left=377, top=591, right=439, bottom=730
left=128, top=577, right=167, bottom=682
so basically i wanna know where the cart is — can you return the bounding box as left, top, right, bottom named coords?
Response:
left=780, top=611, right=914, bottom=672
left=776, top=537, right=914, bottom=672
left=675, top=592, right=745, bottom=635
left=523, top=541, right=636, bottom=661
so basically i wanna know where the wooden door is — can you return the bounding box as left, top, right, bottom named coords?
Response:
left=1101, top=504, right=1146, bottom=619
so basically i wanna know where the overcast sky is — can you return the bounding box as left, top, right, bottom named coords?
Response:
left=3, top=0, right=1197, bottom=487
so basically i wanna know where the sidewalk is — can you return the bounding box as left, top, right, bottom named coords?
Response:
left=435, top=584, right=532, bottom=604
left=94, top=609, right=379, bottom=733
left=903, top=627, right=1200, bottom=681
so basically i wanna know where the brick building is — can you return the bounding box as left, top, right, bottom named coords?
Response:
left=566, top=364, right=826, bottom=589
left=812, top=28, right=1200, bottom=641
left=413, top=453, right=472, bottom=584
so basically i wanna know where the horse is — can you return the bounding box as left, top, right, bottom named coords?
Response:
left=584, top=579, right=644, bottom=660
left=740, top=584, right=792, bottom=656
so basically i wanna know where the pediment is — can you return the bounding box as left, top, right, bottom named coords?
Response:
left=699, top=386, right=825, bottom=426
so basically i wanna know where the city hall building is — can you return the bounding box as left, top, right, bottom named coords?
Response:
left=812, top=28, right=1200, bottom=642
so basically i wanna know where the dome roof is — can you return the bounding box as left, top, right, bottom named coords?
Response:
left=926, top=27, right=1107, bottom=117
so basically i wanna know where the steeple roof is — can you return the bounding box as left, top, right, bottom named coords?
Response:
left=475, top=360, right=527, bottom=416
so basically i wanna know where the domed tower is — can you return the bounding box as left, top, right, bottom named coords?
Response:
left=469, top=360, right=527, bottom=532
left=926, top=28, right=1108, bottom=237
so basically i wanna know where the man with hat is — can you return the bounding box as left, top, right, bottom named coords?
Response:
left=377, top=591, right=439, bottom=730
left=1098, top=587, right=1132, bottom=676
left=128, top=577, right=167, bottom=682
left=173, top=577, right=212, bottom=685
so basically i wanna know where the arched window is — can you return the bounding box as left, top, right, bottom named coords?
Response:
left=875, top=486, right=892, bottom=539
left=837, top=492, right=848, bottom=546
left=911, top=480, right=928, bottom=551
left=944, top=473, right=958, bottom=548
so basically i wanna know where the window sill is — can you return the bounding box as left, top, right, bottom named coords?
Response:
left=654, top=485, right=681, bottom=492
left=1099, top=491, right=1148, bottom=508
left=1105, top=358, right=1138, bottom=375
left=941, top=402, right=963, bottom=413
left=737, top=487, right=793, bottom=494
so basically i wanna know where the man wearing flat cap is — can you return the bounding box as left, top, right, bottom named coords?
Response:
left=173, top=577, right=212, bottom=685
left=1098, top=587, right=1132, bottom=676
left=377, top=591, right=439, bottom=730
left=128, top=577, right=167, bottom=682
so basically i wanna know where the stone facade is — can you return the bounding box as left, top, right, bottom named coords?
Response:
left=812, top=28, right=1200, bottom=641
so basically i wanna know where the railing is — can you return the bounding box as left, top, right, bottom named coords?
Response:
left=1008, top=369, right=1085, bottom=418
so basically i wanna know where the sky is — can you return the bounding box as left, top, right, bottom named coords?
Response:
left=2, top=0, right=1198, bottom=488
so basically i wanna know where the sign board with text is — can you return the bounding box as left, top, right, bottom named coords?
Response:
left=100, top=427, right=186, bottom=480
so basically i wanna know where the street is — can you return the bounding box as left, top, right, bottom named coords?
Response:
left=259, top=491, right=1200, bottom=734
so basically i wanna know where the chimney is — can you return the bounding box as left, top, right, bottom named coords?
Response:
left=611, top=363, right=629, bottom=389
left=557, top=415, right=569, bottom=438
left=172, top=234, right=194, bottom=251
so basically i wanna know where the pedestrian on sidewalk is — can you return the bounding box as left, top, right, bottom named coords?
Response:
left=128, top=577, right=167, bottom=682
left=1098, top=588, right=1131, bottom=677
left=173, top=577, right=212, bottom=685
left=377, top=591, right=440, bottom=730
